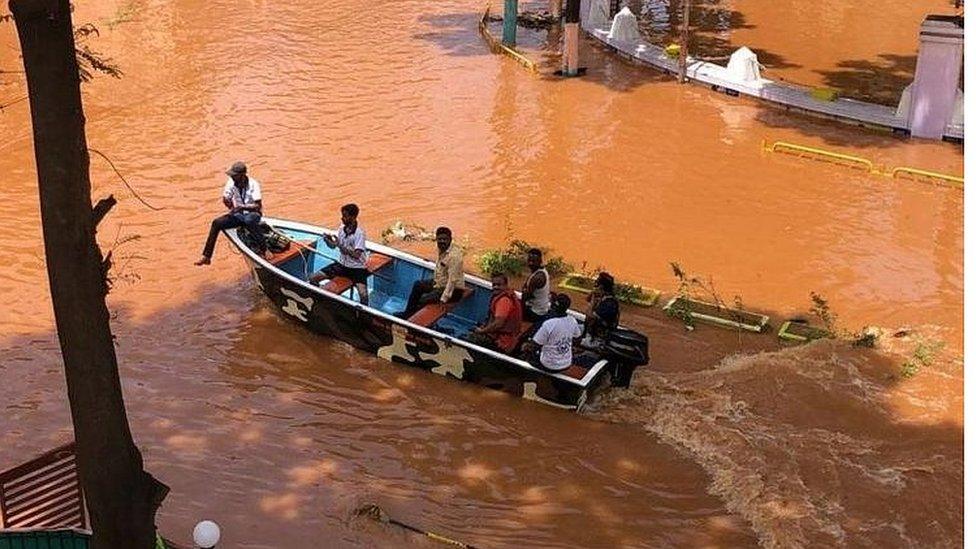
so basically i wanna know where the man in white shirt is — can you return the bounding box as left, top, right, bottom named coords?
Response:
left=522, top=293, right=582, bottom=372
left=309, top=203, right=370, bottom=305
left=195, top=161, right=263, bottom=266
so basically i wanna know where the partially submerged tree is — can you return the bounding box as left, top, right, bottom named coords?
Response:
left=9, top=0, right=167, bottom=547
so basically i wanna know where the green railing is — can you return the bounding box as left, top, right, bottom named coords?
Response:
left=0, top=529, right=90, bottom=549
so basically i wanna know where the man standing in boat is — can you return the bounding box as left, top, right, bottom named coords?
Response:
left=398, top=227, right=465, bottom=318
left=521, top=248, right=551, bottom=322
left=309, top=203, right=370, bottom=305
left=195, top=161, right=263, bottom=266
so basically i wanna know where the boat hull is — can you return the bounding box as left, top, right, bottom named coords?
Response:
left=237, top=244, right=607, bottom=411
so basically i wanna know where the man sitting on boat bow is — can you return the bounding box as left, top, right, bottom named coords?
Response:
left=195, top=161, right=263, bottom=266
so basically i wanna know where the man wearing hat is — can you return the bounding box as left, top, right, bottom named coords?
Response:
left=195, top=161, right=264, bottom=266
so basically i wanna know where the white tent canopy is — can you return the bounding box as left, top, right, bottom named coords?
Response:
left=608, top=7, right=640, bottom=44
left=895, top=83, right=914, bottom=119
left=726, top=47, right=761, bottom=82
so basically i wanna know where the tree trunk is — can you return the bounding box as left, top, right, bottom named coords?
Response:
left=8, top=0, right=169, bottom=547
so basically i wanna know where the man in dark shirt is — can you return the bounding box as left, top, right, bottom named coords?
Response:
left=582, top=271, right=620, bottom=349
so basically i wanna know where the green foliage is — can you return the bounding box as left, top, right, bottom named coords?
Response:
left=900, top=339, right=945, bottom=378
left=103, top=1, right=138, bottom=29
left=808, top=292, right=837, bottom=336
left=851, top=328, right=878, bottom=348
left=913, top=339, right=945, bottom=365
left=808, top=293, right=877, bottom=347
left=615, top=281, right=649, bottom=303
left=666, top=262, right=697, bottom=328
left=74, top=24, right=123, bottom=82
left=476, top=240, right=573, bottom=277
left=669, top=262, right=746, bottom=326
left=0, top=12, right=121, bottom=82
left=477, top=248, right=525, bottom=277
left=576, top=262, right=653, bottom=304
left=565, top=271, right=653, bottom=305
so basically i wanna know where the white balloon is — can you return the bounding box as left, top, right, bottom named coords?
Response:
left=193, top=520, right=221, bottom=548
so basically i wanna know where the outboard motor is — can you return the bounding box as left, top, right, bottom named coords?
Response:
left=604, top=327, right=649, bottom=388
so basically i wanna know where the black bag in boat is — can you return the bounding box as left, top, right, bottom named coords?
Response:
left=263, top=225, right=291, bottom=253
left=604, top=327, right=649, bottom=388
left=237, top=223, right=290, bottom=254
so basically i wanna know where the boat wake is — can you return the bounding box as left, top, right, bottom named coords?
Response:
left=590, top=329, right=962, bottom=548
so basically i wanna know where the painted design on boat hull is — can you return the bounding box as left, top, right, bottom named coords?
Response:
left=244, top=257, right=600, bottom=410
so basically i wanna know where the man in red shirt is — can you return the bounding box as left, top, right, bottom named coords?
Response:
left=465, top=273, right=523, bottom=353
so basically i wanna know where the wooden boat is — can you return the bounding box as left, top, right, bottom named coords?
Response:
left=225, top=217, right=648, bottom=411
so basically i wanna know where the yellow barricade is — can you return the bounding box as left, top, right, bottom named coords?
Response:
left=478, top=6, right=539, bottom=74
left=889, top=166, right=964, bottom=187
left=761, top=139, right=963, bottom=189
left=761, top=140, right=876, bottom=172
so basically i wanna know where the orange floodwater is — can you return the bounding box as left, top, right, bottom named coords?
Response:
left=0, top=0, right=962, bottom=547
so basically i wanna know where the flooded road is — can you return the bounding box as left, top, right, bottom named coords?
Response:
left=0, top=0, right=962, bottom=546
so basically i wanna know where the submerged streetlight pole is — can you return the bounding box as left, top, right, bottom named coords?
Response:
left=503, top=0, right=518, bottom=45
left=677, top=0, right=691, bottom=82
left=562, top=0, right=581, bottom=76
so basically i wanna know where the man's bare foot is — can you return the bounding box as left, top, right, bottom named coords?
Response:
left=194, top=256, right=211, bottom=266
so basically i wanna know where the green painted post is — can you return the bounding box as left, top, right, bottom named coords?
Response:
left=503, top=0, right=518, bottom=45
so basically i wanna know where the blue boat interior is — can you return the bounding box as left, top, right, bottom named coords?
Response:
left=271, top=227, right=491, bottom=339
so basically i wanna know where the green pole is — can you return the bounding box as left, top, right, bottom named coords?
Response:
left=503, top=0, right=518, bottom=46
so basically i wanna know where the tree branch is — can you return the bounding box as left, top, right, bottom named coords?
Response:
left=92, top=194, right=116, bottom=227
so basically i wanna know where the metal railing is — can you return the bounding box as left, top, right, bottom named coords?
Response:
left=762, top=139, right=963, bottom=189
left=478, top=6, right=539, bottom=73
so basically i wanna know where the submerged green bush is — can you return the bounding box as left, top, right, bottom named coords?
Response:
left=476, top=240, right=573, bottom=277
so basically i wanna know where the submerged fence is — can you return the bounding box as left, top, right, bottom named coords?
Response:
left=761, top=140, right=963, bottom=188
left=478, top=6, right=539, bottom=73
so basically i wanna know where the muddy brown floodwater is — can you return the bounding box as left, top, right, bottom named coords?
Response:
left=0, top=0, right=962, bottom=547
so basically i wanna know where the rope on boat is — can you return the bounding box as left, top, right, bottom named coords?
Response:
left=265, top=226, right=323, bottom=277
left=355, top=504, right=477, bottom=548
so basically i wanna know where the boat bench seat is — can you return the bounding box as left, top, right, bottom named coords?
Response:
left=562, top=352, right=602, bottom=380
left=562, top=364, right=589, bottom=380
left=408, top=288, right=475, bottom=327
left=322, top=253, right=394, bottom=295
left=269, top=240, right=315, bottom=265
